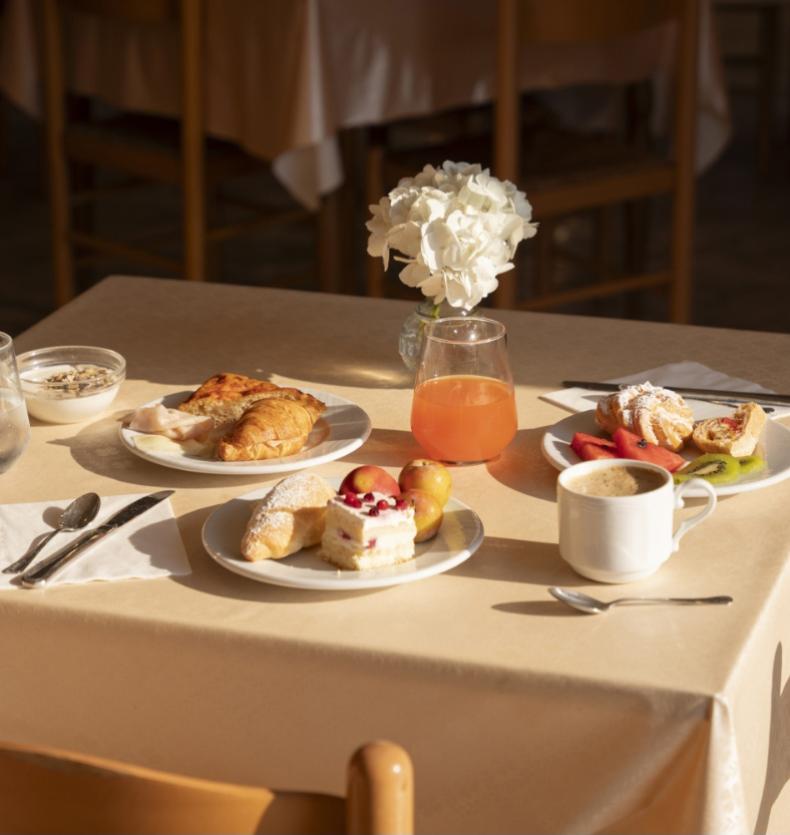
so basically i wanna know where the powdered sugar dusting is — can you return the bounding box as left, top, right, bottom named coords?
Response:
left=259, top=472, right=335, bottom=512
left=598, top=382, right=694, bottom=448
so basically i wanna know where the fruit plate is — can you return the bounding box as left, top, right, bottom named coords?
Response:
left=541, top=401, right=790, bottom=497
left=201, top=480, right=484, bottom=591
left=119, top=389, right=371, bottom=475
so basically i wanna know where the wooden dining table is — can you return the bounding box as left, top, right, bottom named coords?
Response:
left=2, top=276, right=790, bottom=834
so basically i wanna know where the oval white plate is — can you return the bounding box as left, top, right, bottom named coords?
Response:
left=201, top=480, right=485, bottom=591
left=119, top=389, right=371, bottom=475
left=541, top=401, right=790, bottom=496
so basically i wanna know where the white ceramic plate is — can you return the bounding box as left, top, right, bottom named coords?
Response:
left=119, top=389, right=371, bottom=475
left=201, top=480, right=485, bottom=590
left=541, top=400, right=790, bottom=496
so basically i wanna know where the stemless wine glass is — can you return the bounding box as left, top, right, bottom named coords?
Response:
left=0, top=332, right=30, bottom=474
left=411, top=317, right=517, bottom=463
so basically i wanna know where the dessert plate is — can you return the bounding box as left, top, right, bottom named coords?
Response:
left=541, top=400, right=790, bottom=497
left=201, top=481, right=485, bottom=591
left=119, top=389, right=371, bottom=475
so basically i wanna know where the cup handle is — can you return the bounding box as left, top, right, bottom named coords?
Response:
left=671, top=478, right=717, bottom=552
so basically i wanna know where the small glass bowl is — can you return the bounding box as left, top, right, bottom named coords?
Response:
left=17, top=345, right=126, bottom=424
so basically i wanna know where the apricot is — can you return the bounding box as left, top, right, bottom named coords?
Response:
left=339, top=465, right=400, bottom=498
left=398, top=459, right=452, bottom=508
left=401, top=488, right=443, bottom=542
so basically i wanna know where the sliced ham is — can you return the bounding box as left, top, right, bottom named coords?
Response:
left=126, top=404, right=214, bottom=440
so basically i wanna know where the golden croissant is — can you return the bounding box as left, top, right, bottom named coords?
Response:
left=217, top=397, right=324, bottom=461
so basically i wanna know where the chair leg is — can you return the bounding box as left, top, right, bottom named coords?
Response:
left=40, top=0, right=74, bottom=306
left=534, top=218, right=554, bottom=297
left=757, top=4, right=780, bottom=179
left=364, top=139, right=386, bottom=297
left=318, top=187, right=343, bottom=293
left=181, top=0, right=207, bottom=281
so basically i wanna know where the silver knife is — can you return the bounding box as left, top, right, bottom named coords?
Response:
left=19, top=490, right=175, bottom=589
left=561, top=380, right=790, bottom=406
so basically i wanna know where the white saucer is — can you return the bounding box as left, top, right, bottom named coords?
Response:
left=120, top=389, right=371, bottom=475
left=201, top=480, right=484, bottom=591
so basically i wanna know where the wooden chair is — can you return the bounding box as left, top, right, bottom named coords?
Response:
left=493, top=0, right=700, bottom=321
left=39, top=0, right=316, bottom=307
left=0, top=738, right=414, bottom=834
left=365, top=1, right=699, bottom=323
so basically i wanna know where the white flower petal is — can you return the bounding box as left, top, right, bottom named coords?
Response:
left=367, top=160, right=539, bottom=308
left=399, top=261, right=430, bottom=288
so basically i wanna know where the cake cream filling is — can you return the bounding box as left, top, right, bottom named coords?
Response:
left=321, top=491, right=417, bottom=569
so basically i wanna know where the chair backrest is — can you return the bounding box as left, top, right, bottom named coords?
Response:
left=40, top=0, right=209, bottom=288
left=496, top=0, right=698, bottom=181
left=494, top=0, right=699, bottom=321
left=516, top=0, right=681, bottom=44
left=0, top=739, right=413, bottom=835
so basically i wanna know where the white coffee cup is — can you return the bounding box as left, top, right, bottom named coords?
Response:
left=557, top=459, right=717, bottom=583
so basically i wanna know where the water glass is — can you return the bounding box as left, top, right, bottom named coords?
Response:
left=0, top=332, right=30, bottom=474
left=410, top=317, right=517, bottom=463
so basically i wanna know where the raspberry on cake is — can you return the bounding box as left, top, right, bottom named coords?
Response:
left=321, top=492, right=417, bottom=570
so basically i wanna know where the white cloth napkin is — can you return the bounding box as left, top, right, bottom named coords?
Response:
left=541, top=361, right=790, bottom=419
left=0, top=493, right=191, bottom=589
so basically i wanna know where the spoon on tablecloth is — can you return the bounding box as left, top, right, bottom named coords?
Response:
left=3, top=492, right=101, bottom=574
left=548, top=586, right=733, bottom=615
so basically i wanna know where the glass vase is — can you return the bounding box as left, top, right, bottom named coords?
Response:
left=398, top=300, right=479, bottom=371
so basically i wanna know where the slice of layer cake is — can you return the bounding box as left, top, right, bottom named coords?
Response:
left=321, top=492, right=416, bottom=570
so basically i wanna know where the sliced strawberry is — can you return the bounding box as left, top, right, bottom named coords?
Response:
left=577, top=442, right=618, bottom=462
left=570, top=432, right=616, bottom=458
left=611, top=428, right=686, bottom=473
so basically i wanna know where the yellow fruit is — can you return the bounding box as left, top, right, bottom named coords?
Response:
left=398, top=459, right=452, bottom=508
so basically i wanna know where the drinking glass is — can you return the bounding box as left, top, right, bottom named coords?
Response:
left=0, top=332, right=30, bottom=474
left=411, top=317, right=517, bottom=463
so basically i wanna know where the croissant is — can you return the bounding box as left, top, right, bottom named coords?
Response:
left=179, top=372, right=326, bottom=429
left=241, top=472, right=336, bottom=561
left=178, top=372, right=284, bottom=426
left=217, top=397, right=323, bottom=461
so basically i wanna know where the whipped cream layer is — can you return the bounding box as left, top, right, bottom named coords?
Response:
left=321, top=491, right=416, bottom=570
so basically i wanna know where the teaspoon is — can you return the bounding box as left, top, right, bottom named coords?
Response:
left=3, top=492, right=101, bottom=574
left=548, top=586, right=733, bottom=615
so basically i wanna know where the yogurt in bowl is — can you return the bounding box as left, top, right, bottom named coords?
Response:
left=18, top=346, right=126, bottom=424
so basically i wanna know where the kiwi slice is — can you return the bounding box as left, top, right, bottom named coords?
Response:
left=737, top=454, right=766, bottom=476
left=673, top=453, right=741, bottom=485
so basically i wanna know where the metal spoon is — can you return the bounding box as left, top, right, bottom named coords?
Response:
left=548, top=586, right=733, bottom=615
left=3, top=492, right=101, bottom=574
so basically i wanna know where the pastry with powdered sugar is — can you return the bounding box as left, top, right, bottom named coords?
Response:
left=594, top=382, right=694, bottom=451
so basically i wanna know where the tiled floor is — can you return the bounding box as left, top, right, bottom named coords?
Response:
left=1, top=89, right=788, bottom=337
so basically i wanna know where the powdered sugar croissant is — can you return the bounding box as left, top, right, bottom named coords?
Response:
left=241, top=472, right=336, bottom=561
left=595, top=382, right=694, bottom=451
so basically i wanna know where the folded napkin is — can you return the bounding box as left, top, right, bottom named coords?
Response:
left=541, top=361, right=790, bottom=419
left=0, top=493, right=191, bottom=590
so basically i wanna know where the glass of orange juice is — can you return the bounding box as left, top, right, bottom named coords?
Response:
left=411, top=317, right=517, bottom=463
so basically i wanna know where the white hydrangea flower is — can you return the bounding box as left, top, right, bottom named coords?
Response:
left=365, top=160, right=538, bottom=310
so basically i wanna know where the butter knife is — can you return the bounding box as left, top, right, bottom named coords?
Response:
left=19, top=490, right=174, bottom=589
left=561, top=380, right=790, bottom=406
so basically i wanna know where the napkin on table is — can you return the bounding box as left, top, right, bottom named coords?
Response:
left=541, top=361, right=790, bottom=419
left=0, top=492, right=191, bottom=590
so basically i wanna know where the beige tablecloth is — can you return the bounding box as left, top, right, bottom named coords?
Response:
left=0, top=0, right=730, bottom=209
left=2, top=277, right=790, bottom=833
